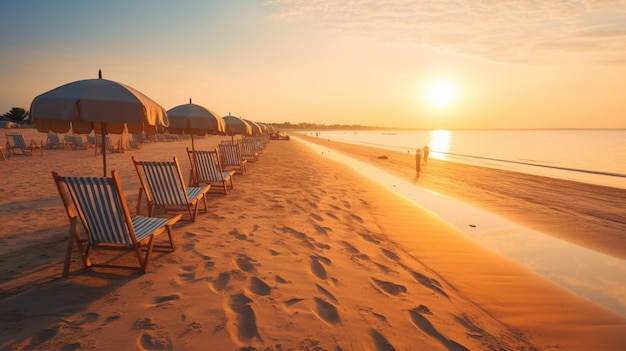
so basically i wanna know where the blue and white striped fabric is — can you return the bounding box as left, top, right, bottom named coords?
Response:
left=131, top=216, right=170, bottom=242
left=219, top=143, right=242, bottom=167
left=193, top=150, right=225, bottom=182
left=64, top=176, right=132, bottom=247
left=140, top=161, right=188, bottom=206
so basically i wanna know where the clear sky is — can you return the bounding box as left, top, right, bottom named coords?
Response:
left=1, top=0, right=625, bottom=129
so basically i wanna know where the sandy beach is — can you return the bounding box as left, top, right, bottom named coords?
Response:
left=1, top=129, right=625, bottom=350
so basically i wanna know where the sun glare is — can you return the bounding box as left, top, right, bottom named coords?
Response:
left=425, top=78, right=458, bottom=109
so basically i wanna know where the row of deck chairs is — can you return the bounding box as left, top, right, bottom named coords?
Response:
left=53, top=136, right=269, bottom=277
left=4, top=133, right=44, bottom=158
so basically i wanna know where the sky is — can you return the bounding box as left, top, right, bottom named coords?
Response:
left=1, top=0, right=625, bottom=129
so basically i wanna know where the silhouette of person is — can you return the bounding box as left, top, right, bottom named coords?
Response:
left=423, top=145, right=430, bottom=166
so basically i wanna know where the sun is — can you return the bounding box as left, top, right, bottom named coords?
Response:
left=424, top=78, right=458, bottom=109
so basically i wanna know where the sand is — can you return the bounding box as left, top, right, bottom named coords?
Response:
left=1, top=129, right=625, bottom=350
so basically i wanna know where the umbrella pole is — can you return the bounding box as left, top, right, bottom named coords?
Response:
left=101, top=122, right=107, bottom=177
left=191, top=134, right=195, bottom=152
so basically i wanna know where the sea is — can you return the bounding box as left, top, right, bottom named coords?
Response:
left=294, top=129, right=626, bottom=318
left=298, top=129, right=626, bottom=189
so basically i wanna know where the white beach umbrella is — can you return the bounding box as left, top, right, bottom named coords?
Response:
left=242, top=119, right=263, bottom=136
left=30, top=70, right=169, bottom=176
left=167, top=99, right=226, bottom=151
left=223, top=114, right=252, bottom=142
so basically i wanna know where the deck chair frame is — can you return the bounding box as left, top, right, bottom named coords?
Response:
left=53, top=170, right=181, bottom=277
left=5, top=133, right=44, bottom=157
left=187, top=147, right=235, bottom=193
left=133, top=156, right=210, bottom=221
left=218, top=143, right=247, bottom=174
left=241, top=139, right=260, bottom=162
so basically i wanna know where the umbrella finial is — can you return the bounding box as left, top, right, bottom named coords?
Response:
left=189, top=98, right=192, bottom=104
left=98, top=69, right=102, bottom=79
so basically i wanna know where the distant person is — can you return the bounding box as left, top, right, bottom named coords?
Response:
left=423, top=145, right=430, bottom=166
left=415, top=148, right=422, bottom=175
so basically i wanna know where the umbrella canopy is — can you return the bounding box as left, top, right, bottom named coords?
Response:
left=243, top=119, right=263, bottom=136
left=30, top=71, right=169, bottom=175
left=167, top=99, right=226, bottom=151
left=265, top=125, right=277, bottom=133
left=223, top=114, right=252, bottom=139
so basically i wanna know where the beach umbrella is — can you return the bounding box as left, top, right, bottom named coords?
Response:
left=223, top=114, right=252, bottom=142
left=167, top=99, right=226, bottom=151
left=243, top=119, right=263, bottom=136
left=30, top=70, right=169, bottom=176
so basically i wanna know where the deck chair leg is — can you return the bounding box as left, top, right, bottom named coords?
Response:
left=166, top=224, right=176, bottom=251
left=139, top=235, right=156, bottom=274
left=202, top=195, right=208, bottom=213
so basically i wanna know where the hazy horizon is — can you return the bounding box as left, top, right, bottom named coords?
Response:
left=2, top=1, right=625, bottom=130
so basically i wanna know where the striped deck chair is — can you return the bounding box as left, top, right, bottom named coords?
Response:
left=45, top=132, right=66, bottom=149
left=241, top=139, right=259, bottom=162
left=52, top=170, right=181, bottom=277
left=5, top=133, right=44, bottom=157
left=133, top=156, right=210, bottom=221
left=187, top=148, right=235, bottom=193
left=218, top=143, right=247, bottom=174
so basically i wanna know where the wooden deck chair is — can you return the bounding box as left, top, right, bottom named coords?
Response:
left=218, top=143, right=247, bottom=174
left=45, top=132, right=66, bottom=149
left=133, top=156, right=210, bottom=221
left=52, top=170, right=181, bottom=277
left=241, top=139, right=259, bottom=162
left=5, top=133, right=44, bottom=157
left=65, top=135, right=91, bottom=150
left=187, top=148, right=235, bottom=193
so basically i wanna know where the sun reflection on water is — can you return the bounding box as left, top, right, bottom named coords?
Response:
left=428, top=129, right=451, bottom=160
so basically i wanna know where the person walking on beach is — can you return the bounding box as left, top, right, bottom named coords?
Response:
left=423, top=145, right=430, bottom=167
left=415, top=148, right=422, bottom=175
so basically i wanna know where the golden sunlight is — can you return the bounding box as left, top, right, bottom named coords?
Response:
left=424, top=78, right=458, bottom=109
left=428, top=129, right=451, bottom=160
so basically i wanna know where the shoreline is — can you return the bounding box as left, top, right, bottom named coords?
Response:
left=294, top=133, right=626, bottom=261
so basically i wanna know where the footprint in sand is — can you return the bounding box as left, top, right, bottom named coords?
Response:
left=359, top=232, right=381, bottom=244
left=309, top=212, right=324, bottom=222
left=313, top=297, right=340, bottom=325
left=371, top=278, right=407, bottom=296
left=153, top=293, right=181, bottom=304
left=310, top=255, right=331, bottom=280
left=178, top=266, right=196, bottom=282
left=349, top=213, right=364, bottom=223
left=213, top=272, right=231, bottom=290
left=137, top=331, right=173, bottom=351
left=312, top=223, right=330, bottom=235
left=236, top=255, right=257, bottom=273
left=409, top=308, right=469, bottom=351
left=249, top=277, right=271, bottom=296
left=454, top=313, right=485, bottom=338
left=229, top=228, right=248, bottom=241
left=325, top=211, right=339, bottom=220
left=283, top=298, right=304, bottom=307
left=315, top=284, right=338, bottom=303
left=380, top=248, right=400, bottom=261
left=229, top=293, right=262, bottom=342
left=370, top=329, right=397, bottom=351
left=411, top=271, right=449, bottom=298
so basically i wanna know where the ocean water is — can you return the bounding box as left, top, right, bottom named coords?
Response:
left=298, top=129, right=626, bottom=189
